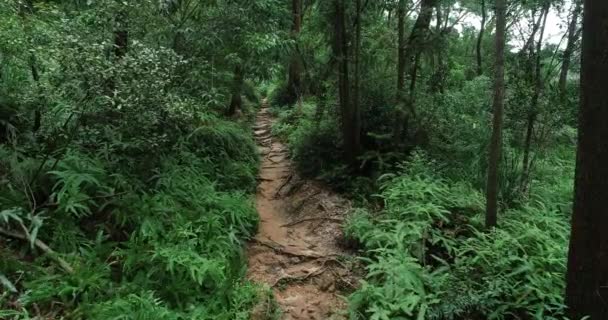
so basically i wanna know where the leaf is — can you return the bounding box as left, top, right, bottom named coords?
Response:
left=0, top=208, right=24, bottom=224
left=0, top=273, right=17, bottom=293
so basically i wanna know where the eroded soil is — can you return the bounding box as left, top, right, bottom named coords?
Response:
left=247, top=100, right=358, bottom=320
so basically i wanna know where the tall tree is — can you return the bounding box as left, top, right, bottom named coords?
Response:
left=286, top=0, right=303, bottom=104
left=393, top=0, right=437, bottom=144
left=433, top=2, right=447, bottom=93
left=558, top=0, right=582, bottom=96
left=333, top=0, right=361, bottom=165
left=485, top=0, right=507, bottom=228
left=353, top=0, right=362, bottom=153
left=396, top=0, right=406, bottom=102
left=476, top=0, right=487, bottom=76
left=520, top=3, right=550, bottom=194
left=565, top=1, right=608, bottom=318
left=228, top=64, right=244, bottom=116
left=18, top=0, right=43, bottom=133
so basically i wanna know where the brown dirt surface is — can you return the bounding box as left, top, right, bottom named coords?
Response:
left=247, top=99, right=359, bottom=320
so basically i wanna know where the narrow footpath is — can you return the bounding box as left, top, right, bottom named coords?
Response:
left=247, top=100, right=358, bottom=320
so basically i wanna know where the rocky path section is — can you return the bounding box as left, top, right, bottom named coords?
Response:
left=247, top=100, right=358, bottom=320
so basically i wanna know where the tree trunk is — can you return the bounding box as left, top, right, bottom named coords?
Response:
left=18, top=0, right=41, bottom=132
left=434, top=4, right=446, bottom=93
left=521, top=9, right=545, bottom=55
left=30, top=54, right=41, bottom=132
left=353, top=0, right=362, bottom=154
left=485, top=0, right=506, bottom=229
left=286, top=0, right=303, bottom=104
left=393, top=0, right=437, bottom=145
left=558, top=0, right=582, bottom=96
left=228, top=64, right=244, bottom=116
left=114, top=11, right=128, bottom=59
left=565, top=1, right=608, bottom=318
left=520, top=4, right=549, bottom=194
left=396, top=0, right=406, bottom=101
left=476, top=0, right=486, bottom=76
left=334, top=0, right=360, bottom=165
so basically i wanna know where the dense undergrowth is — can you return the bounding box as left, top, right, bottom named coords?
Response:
left=0, top=1, right=284, bottom=318
left=268, top=77, right=576, bottom=319
left=345, top=152, right=571, bottom=320
left=1, top=0, right=586, bottom=318
left=0, top=113, right=266, bottom=319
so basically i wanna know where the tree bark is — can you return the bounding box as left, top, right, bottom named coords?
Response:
left=521, top=9, right=545, bottom=55
left=333, top=0, right=360, bottom=165
left=286, top=0, right=303, bottom=104
left=476, top=0, right=486, bottom=76
left=485, top=0, right=506, bottom=229
left=228, top=64, right=244, bottom=116
left=520, top=4, right=549, bottom=194
left=17, top=0, right=41, bottom=132
left=114, top=11, right=128, bottom=59
left=396, top=0, right=406, bottom=101
left=393, top=0, right=437, bottom=144
left=565, top=1, right=608, bottom=318
left=353, top=0, right=362, bottom=154
left=558, top=0, right=582, bottom=96
left=434, top=3, right=447, bottom=93
left=30, top=54, right=41, bottom=132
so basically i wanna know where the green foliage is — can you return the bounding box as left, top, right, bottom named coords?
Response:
left=270, top=98, right=375, bottom=194
left=0, top=0, right=584, bottom=318
left=346, top=152, right=572, bottom=319
left=268, top=79, right=296, bottom=108
left=185, top=116, right=259, bottom=192
left=0, top=0, right=279, bottom=318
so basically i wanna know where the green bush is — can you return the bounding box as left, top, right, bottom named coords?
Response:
left=268, top=79, right=297, bottom=108
left=271, top=100, right=368, bottom=192
left=346, top=152, right=571, bottom=320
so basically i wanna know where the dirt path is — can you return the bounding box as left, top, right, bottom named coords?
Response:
left=247, top=100, right=357, bottom=320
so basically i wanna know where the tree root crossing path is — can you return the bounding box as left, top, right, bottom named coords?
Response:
left=247, top=100, right=359, bottom=320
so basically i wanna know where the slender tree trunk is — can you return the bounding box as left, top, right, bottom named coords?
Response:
left=434, top=3, right=447, bottom=93
left=566, top=1, right=608, bottom=318
left=114, top=11, right=128, bottom=59
left=228, top=64, right=244, bottom=116
left=476, top=0, right=486, bottom=76
left=19, top=2, right=42, bottom=132
left=287, top=0, right=303, bottom=104
left=409, top=53, right=421, bottom=95
left=404, top=0, right=437, bottom=91
left=30, top=54, right=41, bottom=132
left=396, top=0, right=406, bottom=102
left=353, top=0, right=362, bottom=154
left=559, top=0, right=582, bottom=96
left=334, top=0, right=360, bottom=165
left=521, top=9, right=545, bottom=55
left=485, top=0, right=507, bottom=229
left=105, top=8, right=128, bottom=110
left=393, top=0, right=437, bottom=145
left=520, top=4, right=549, bottom=194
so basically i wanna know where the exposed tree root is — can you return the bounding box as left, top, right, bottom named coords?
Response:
left=0, top=227, right=75, bottom=274
left=271, top=267, right=327, bottom=287
left=281, top=217, right=344, bottom=228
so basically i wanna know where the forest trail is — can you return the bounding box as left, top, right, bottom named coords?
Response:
left=247, top=99, right=358, bottom=320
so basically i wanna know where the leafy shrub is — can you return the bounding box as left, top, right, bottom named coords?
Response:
left=268, top=80, right=292, bottom=108
left=271, top=98, right=380, bottom=195
left=346, top=152, right=571, bottom=320
left=185, top=116, right=259, bottom=192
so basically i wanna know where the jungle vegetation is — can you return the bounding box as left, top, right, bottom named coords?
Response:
left=1, top=0, right=607, bottom=319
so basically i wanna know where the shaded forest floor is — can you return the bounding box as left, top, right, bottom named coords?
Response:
left=247, top=100, right=360, bottom=319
